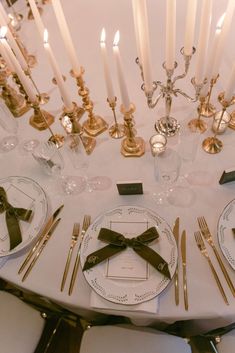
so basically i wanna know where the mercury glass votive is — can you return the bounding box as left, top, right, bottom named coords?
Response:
left=149, top=134, right=167, bottom=156
left=212, top=110, right=231, bottom=134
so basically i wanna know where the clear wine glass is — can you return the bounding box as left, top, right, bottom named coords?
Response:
left=32, top=141, right=86, bottom=195
left=0, top=99, right=19, bottom=153
left=153, top=148, right=181, bottom=205
left=64, top=134, right=112, bottom=192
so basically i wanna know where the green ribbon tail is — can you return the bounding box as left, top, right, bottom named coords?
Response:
left=6, top=211, right=22, bottom=250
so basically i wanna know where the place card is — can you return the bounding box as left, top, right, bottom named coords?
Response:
left=219, top=167, right=235, bottom=184
left=116, top=180, right=143, bottom=195
left=105, top=220, right=149, bottom=280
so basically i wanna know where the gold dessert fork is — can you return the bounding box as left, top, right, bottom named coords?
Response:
left=198, top=216, right=235, bottom=297
left=60, top=223, right=80, bottom=292
left=194, top=231, right=229, bottom=305
left=68, top=215, right=91, bottom=295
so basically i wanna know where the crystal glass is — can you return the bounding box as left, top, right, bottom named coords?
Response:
left=64, top=134, right=112, bottom=192
left=153, top=148, right=181, bottom=205
left=0, top=99, right=19, bottom=153
left=32, top=141, right=86, bottom=195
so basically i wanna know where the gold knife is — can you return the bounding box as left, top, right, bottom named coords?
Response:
left=181, top=230, right=188, bottom=311
left=172, top=217, right=180, bottom=305
left=22, top=218, right=61, bottom=282
left=60, top=223, right=80, bottom=292
left=18, top=204, right=64, bottom=274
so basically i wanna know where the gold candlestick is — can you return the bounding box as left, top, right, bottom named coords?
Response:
left=201, top=75, right=219, bottom=118
left=188, top=95, right=207, bottom=133
left=120, top=103, right=145, bottom=157
left=202, top=92, right=235, bottom=154
left=107, top=97, right=125, bottom=139
left=0, top=70, right=30, bottom=117
left=71, top=67, right=108, bottom=137
left=60, top=102, right=96, bottom=155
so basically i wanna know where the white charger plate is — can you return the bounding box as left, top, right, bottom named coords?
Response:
left=218, top=198, right=235, bottom=270
left=0, top=176, right=48, bottom=257
left=80, top=205, right=177, bottom=305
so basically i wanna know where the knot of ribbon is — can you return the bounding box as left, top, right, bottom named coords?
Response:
left=0, top=186, right=33, bottom=250
left=83, top=227, right=171, bottom=279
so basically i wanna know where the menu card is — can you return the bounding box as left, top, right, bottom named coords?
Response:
left=105, top=220, right=149, bottom=280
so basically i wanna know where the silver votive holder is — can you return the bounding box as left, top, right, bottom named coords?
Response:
left=149, top=133, right=167, bottom=156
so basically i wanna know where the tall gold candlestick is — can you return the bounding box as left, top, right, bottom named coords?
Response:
left=59, top=102, right=96, bottom=155
left=188, top=95, right=207, bottom=133
left=201, top=75, right=219, bottom=118
left=202, top=92, right=235, bottom=154
left=0, top=69, right=30, bottom=117
left=71, top=67, right=108, bottom=137
left=120, top=103, right=145, bottom=157
left=107, top=97, right=125, bottom=139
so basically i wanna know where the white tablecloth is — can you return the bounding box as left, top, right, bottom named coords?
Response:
left=0, top=0, right=235, bottom=335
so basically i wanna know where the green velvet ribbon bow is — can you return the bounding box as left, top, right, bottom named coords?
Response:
left=0, top=186, right=33, bottom=250
left=83, top=227, right=171, bottom=279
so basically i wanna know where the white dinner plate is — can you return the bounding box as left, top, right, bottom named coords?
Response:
left=80, top=205, right=177, bottom=305
left=218, top=199, right=235, bottom=270
left=0, top=176, right=48, bottom=257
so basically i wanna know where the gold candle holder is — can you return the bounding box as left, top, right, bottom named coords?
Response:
left=107, top=97, right=125, bottom=139
left=202, top=92, right=235, bottom=154
left=120, top=103, right=145, bottom=157
left=71, top=67, right=108, bottom=137
left=59, top=102, right=96, bottom=155
left=200, top=75, right=219, bottom=118
left=0, top=70, right=30, bottom=117
left=188, top=95, right=207, bottom=133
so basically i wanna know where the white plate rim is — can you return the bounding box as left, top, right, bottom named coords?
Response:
left=80, top=205, right=177, bottom=305
left=0, top=176, right=48, bottom=257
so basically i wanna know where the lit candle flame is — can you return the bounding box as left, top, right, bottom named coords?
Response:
left=216, top=13, right=225, bottom=31
left=44, top=29, right=49, bottom=44
left=113, top=30, right=120, bottom=46
left=0, top=26, right=7, bottom=39
left=100, top=28, right=106, bottom=43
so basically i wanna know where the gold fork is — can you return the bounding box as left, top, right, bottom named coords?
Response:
left=198, top=216, right=235, bottom=297
left=60, top=223, right=80, bottom=292
left=194, top=231, right=229, bottom=305
left=68, top=215, right=91, bottom=295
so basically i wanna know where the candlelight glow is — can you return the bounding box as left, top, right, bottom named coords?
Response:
left=113, top=31, right=120, bottom=46
left=44, top=29, right=49, bottom=44
left=100, top=28, right=106, bottom=43
left=216, top=13, right=225, bottom=31
left=0, top=26, right=7, bottom=39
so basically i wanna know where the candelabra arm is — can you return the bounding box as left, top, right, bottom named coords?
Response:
left=174, top=88, right=198, bottom=102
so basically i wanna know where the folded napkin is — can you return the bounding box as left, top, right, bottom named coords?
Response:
left=91, top=291, right=159, bottom=314
left=83, top=227, right=171, bottom=279
left=0, top=187, right=33, bottom=250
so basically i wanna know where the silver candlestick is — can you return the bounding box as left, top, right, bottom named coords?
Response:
left=137, top=47, right=204, bottom=136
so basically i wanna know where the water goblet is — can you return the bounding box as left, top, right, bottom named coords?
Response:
left=0, top=99, right=19, bottom=153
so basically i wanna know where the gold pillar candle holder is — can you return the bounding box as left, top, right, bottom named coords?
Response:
left=137, top=47, right=202, bottom=137
left=200, top=75, right=219, bottom=118
left=120, top=103, right=145, bottom=157
left=202, top=92, right=235, bottom=154
left=59, top=102, right=96, bottom=155
left=0, top=70, right=30, bottom=117
left=188, top=95, right=207, bottom=133
left=107, top=97, right=125, bottom=139
left=71, top=67, right=108, bottom=137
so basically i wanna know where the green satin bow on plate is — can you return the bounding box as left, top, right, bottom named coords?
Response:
left=83, top=227, right=171, bottom=279
left=0, top=186, right=33, bottom=250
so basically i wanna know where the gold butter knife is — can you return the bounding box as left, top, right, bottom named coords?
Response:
left=181, top=230, right=188, bottom=311
left=22, top=218, right=61, bottom=282
left=18, top=204, right=64, bottom=274
left=60, top=223, right=80, bottom=292
left=172, top=217, right=180, bottom=305
left=68, top=215, right=91, bottom=295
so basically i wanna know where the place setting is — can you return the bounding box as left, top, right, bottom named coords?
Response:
left=75, top=205, right=178, bottom=314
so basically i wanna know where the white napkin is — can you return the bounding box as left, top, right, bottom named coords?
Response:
left=91, top=291, right=159, bottom=314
